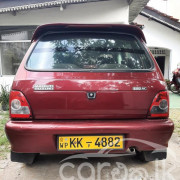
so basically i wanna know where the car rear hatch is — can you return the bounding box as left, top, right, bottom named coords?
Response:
left=12, top=24, right=166, bottom=120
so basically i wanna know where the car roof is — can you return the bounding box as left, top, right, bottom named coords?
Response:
left=31, top=23, right=146, bottom=43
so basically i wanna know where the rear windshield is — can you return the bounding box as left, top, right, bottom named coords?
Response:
left=26, top=33, right=153, bottom=71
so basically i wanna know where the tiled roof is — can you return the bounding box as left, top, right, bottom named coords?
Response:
left=140, top=6, right=180, bottom=32
left=0, top=0, right=90, bottom=13
left=0, top=0, right=52, bottom=8
left=145, top=6, right=180, bottom=23
left=0, top=0, right=150, bottom=23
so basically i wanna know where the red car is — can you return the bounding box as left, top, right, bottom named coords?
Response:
left=5, top=24, right=174, bottom=164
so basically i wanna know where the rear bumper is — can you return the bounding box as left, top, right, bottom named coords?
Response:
left=5, top=119, right=174, bottom=153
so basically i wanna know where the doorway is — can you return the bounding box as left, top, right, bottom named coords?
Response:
left=155, top=56, right=165, bottom=75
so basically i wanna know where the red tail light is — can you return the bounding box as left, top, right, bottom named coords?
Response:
left=148, top=91, right=169, bottom=118
left=10, top=91, right=31, bottom=119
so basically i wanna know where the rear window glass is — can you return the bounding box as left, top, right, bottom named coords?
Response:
left=26, top=33, right=153, bottom=71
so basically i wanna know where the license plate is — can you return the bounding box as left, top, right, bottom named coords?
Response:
left=57, top=135, right=124, bottom=151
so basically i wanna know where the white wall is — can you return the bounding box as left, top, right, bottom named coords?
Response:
left=0, top=76, right=14, bottom=91
left=0, top=0, right=129, bottom=89
left=0, top=0, right=129, bottom=25
left=135, top=15, right=180, bottom=79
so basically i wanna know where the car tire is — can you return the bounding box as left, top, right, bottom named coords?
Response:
left=11, top=151, right=39, bottom=165
left=136, top=149, right=167, bottom=162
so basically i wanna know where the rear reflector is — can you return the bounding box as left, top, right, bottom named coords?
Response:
left=10, top=91, right=31, bottom=119
left=148, top=91, right=169, bottom=118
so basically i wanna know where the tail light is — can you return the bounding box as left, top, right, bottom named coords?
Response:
left=10, top=91, right=31, bottom=119
left=148, top=91, right=169, bottom=118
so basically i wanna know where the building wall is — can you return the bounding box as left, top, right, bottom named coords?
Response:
left=0, top=0, right=129, bottom=25
left=0, top=0, right=129, bottom=90
left=135, top=14, right=180, bottom=79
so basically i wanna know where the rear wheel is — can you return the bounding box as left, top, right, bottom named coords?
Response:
left=11, top=151, right=39, bottom=165
left=170, top=83, right=180, bottom=94
left=136, top=149, right=167, bottom=162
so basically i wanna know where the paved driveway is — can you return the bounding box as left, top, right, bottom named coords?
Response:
left=169, top=92, right=180, bottom=108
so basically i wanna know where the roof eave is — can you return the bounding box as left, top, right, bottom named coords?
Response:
left=0, top=0, right=106, bottom=14
left=140, top=7, right=180, bottom=33
left=129, top=0, right=150, bottom=22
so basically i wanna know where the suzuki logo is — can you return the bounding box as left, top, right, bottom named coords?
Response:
left=87, top=92, right=96, bottom=99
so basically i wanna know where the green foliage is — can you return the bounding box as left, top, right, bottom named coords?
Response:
left=0, top=112, right=10, bottom=159
left=0, top=85, right=10, bottom=111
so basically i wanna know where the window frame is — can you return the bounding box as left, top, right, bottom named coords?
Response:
left=25, top=31, right=155, bottom=73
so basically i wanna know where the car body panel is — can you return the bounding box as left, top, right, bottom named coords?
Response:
left=12, top=74, right=166, bottom=119
left=6, top=118, right=174, bottom=153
